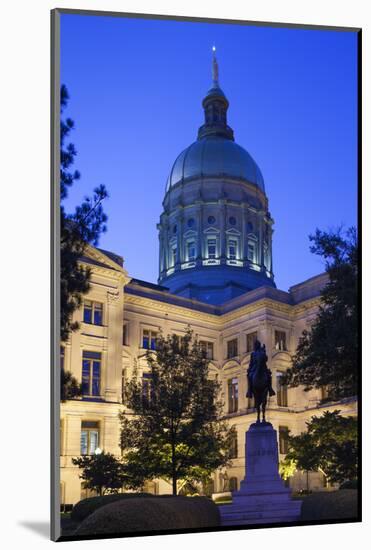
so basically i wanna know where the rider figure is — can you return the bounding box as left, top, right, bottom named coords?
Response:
left=246, top=340, right=276, bottom=398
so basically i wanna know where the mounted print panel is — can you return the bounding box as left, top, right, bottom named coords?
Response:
left=51, top=8, right=360, bottom=542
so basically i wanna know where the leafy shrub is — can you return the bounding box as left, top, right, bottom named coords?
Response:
left=74, top=495, right=220, bottom=535
left=301, top=490, right=358, bottom=521
left=339, top=480, right=358, bottom=490
left=71, top=492, right=152, bottom=522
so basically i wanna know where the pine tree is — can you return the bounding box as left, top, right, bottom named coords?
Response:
left=60, top=85, right=108, bottom=399
left=60, top=85, right=108, bottom=341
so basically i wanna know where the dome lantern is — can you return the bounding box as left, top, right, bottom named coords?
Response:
left=198, top=48, right=234, bottom=141
left=157, top=51, right=275, bottom=305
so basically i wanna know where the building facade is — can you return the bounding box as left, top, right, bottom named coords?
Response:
left=60, top=54, right=357, bottom=506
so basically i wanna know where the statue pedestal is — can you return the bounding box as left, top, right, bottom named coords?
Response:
left=220, top=422, right=302, bottom=526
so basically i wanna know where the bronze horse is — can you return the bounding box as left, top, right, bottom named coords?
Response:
left=246, top=341, right=274, bottom=423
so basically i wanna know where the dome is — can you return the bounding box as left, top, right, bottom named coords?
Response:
left=165, top=136, right=265, bottom=193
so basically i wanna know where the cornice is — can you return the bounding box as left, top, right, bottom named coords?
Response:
left=292, top=297, right=321, bottom=317
left=124, top=294, right=219, bottom=325
left=124, top=293, right=319, bottom=329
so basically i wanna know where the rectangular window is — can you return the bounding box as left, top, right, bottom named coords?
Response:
left=187, top=241, right=196, bottom=261
left=200, top=340, right=214, bottom=360
left=122, top=323, right=128, bottom=346
left=246, top=331, right=258, bottom=353
left=279, top=426, right=289, bottom=454
left=142, top=329, right=158, bottom=350
left=229, top=477, right=238, bottom=491
left=248, top=242, right=255, bottom=262
left=81, top=421, right=99, bottom=455
left=82, top=351, right=101, bottom=397
left=142, top=372, right=153, bottom=404
left=230, top=432, right=238, bottom=458
left=228, top=377, right=239, bottom=413
left=207, top=238, right=217, bottom=259
left=276, top=372, right=288, bottom=407
left=275, top=330, right=287, bottom=351
left=83, top=300, right=103, bottom=325
left=227, top=338, right=238, bottom=359
left=228, top=239, right=237, bottom=260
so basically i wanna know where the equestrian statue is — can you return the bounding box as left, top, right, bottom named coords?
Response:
left=246, top=340, right=275, bottom=423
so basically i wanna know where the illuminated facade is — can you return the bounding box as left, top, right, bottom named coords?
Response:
left=158, top=51, right=274, bottom=304
left=60, top=54, right=357, bottom=506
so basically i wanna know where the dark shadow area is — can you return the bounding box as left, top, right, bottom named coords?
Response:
left=18, top=521, right=50, bottom=539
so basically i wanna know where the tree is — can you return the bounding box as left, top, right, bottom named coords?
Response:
left=280, top=432, right=321, bottom=492
left=280, top=411, right=358, bottom=487
left=61, top=368, right=81, bottom=402
left=60, top=84, right=108, bottom=341
left=59, top=85, right=108, bottom=400
left=119, top=330, right=236, bottom=495
left=72, top=452, right=125, bottom=496
left=282, top=227, right=358, bottom=400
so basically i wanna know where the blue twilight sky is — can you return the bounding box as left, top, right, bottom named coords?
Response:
left=61, top=14, right=358, bottom=291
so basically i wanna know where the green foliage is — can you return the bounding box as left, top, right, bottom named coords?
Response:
left=59, top=85, right=108, bottom=401
left=61, top=368, right=81, bottom=401
left=72, top=452, right=125, bottom=497
left=71, top=493, right=152, bottom=522
left=283, top=227, right=358, bottom=400
left=119, top=329, right=235, bottom=494
left=74, top=495, right=220, bottom=535
left=279, top=457, right=297, bottom=481
left=60, top=84, right=108, bottom=342
left=281, top=411, right=358, bottom=486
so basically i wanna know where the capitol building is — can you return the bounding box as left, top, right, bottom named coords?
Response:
left=60, top=53, right=356, bottom=506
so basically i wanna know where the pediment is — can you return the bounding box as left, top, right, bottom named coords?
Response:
left=203, top=227, right=220, bottom=234
left=80, top=244, right=127, bottom=275
left=183, top=229, right=197, bottom=238
left=226, top=228, right=241, bottom=236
